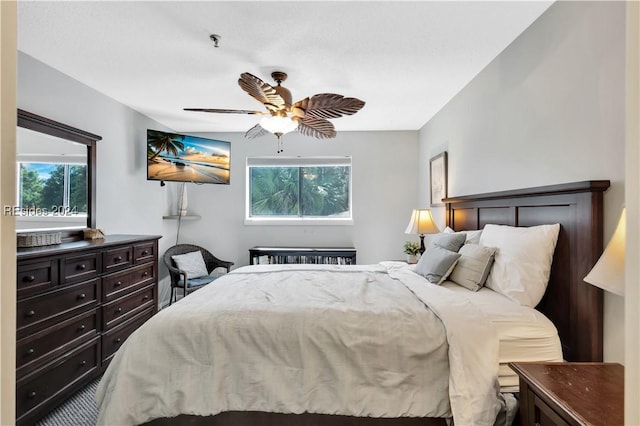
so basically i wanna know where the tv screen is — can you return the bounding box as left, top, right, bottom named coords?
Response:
left=147, top=129, right=230, bottom=184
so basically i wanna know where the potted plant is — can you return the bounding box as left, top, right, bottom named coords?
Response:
left=403, top=241, right=421, bottom=264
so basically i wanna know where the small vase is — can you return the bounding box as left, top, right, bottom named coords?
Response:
left=407, top=254, right=418, bottom=264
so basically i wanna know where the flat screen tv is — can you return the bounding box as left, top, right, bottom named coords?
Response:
left=147, top=129, right=230, bottom=185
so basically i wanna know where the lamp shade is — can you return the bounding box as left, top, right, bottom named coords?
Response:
left=405, top=209, right=440, bottom=235
left=584, top=207, right=625, bottom=296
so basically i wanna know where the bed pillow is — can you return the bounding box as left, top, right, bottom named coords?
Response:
left=480, top=223, right=560, bottom=307
left=448, top=244, right=497, bottom=291
left=443, top=226, right=483, bottom=244
left=171, top=251, right=208, bottom=279
left=429, top=232, right=466, bottom=252
left=415, top=246, right=461, bottom=284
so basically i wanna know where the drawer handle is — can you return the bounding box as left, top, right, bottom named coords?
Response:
left=26, top=348, right=35, bottom=356
left=26, top=310, right=35, bottom=318
left=24, top=275, right=36, bottom=282
left=142, top=250, right=149, bottom=256
left=28, top=391, right=37, bottom=399
left=78, top=324, right=86, bottom=331
left=115, top=338, right=122, bottom=344
left=116, top=307, right=122, bottom=313
left=77, top=264, right=87, bottom=271
left=80, top=360, right=87, bottom=367
left=142, top=271, right=149, bottom=277
left=114, top=281, right=122, bottom=287
left=143, top=295, right=150, bottom=301
left=115, top=256, right=123, bottom=262
left=77, top=293, right=86, bottom=300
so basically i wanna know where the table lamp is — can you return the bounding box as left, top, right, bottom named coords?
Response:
left=584, top=207, right=626, bottom=296
left=405, top=209, right=440, bottom=254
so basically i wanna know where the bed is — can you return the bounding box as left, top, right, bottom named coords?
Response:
left=95, top=180, right=609, bottom=426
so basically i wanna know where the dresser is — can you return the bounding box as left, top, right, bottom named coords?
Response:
left=16, top=234, right=161, bottom=425
left=509, top=362, right=624, bottom=426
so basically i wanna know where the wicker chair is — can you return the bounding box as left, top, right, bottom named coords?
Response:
left=163, top=244, right=234, bottom=305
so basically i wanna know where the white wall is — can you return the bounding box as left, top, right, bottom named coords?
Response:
left=18, top=52, right=420, bottom=306
left=419, top=1, right=626, bottom=363
left=169, top=130, right=419, bottom=270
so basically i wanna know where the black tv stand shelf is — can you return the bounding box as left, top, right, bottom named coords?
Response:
left=249, top=246, right=356, bottom=265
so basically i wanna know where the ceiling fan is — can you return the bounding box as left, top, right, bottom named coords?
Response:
left=184, top=71, right=365, bottom=153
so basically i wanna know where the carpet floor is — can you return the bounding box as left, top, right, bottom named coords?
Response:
left=35, top=377, right=100, bottom=426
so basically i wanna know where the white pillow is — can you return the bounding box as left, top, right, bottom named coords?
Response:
left=480, top=223, right=560, bottom=307
left=443, top=226, right=483, bottom=244
left=171, top=251, right=208, bottom=279
left=449, top=243, right=497, bottom=291
left=415, top=246, right=461, bottom=284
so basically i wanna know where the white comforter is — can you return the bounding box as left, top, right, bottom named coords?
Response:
left=95, top=263, right=501, bottom=425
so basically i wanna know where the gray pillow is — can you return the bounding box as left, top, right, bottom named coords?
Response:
left=415, top=246, right=461, bottom=284
left=429, top=233, right=466, bottom=252
left=449, top=244, right=497, bottom=291
left=171, top=251, right=208, bottom=279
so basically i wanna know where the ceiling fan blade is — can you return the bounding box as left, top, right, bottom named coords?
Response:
left=297, top=117, right=336, bottom=139
left=292, top=93, right=365, bottom=120
left=184, top=108, right=266, bottom=115
left=244, top=123, right=269, bottom=139
left=238, top=73, right=286, bottom=112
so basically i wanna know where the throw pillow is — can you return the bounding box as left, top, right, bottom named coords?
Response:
left=448, top=243, right=497, bottom=291
left=171, top=251, right=208, bottom=279
left=415, top=246, right=462, bottom=284
left=429, top=232, right=466, bottom=252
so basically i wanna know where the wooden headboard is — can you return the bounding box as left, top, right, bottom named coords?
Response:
left=444, top=180, right=610, bottom=362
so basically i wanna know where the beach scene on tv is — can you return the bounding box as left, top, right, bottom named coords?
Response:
left=147, top=129, right=230, bottom=184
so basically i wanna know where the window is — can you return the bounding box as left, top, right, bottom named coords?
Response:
left=17, top=162, right=87, bottom=215
left=246, top=157, right=352, bottom=224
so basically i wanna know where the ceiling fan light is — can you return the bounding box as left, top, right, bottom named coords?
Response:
left=260, top=116, right=298, bottom=135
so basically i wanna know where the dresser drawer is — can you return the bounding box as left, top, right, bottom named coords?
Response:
left=62, top=252, right=99, bottom=284
left=102, top=308, right=153, bottom=365
left=16, top=338, right=99, bottom=419
left=103, top=245, right=133, bottom=273
left=103, top=284, right=155, bottom=330
left=17, top=260, right=57, bottom=297
left=103, top=263, right=155, bottom=301
left=17, top=279, right=98, bottom=334
left=16, top=310, right=98, bottom=377
left=134, top=241, right=156, bottom=264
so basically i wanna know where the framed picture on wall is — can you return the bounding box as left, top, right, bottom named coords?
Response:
left=429, top=151, right=447, bottom=206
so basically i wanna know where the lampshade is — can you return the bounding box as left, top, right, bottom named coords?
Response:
left=405, top=209, right=440, bottom=235
left=260, top=116, right=298, bottom=136
left=584, top=207, right=626, bottom=296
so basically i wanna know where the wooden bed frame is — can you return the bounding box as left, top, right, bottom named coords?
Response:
left=144, top=180, right=610, bottom=426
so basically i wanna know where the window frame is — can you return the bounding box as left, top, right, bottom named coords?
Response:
left=16, top=160, right=88, bottom=216
left=245, top=156, right=353, bottom=226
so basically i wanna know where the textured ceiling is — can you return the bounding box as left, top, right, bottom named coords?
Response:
left=17, top=1, right=553, bottom=134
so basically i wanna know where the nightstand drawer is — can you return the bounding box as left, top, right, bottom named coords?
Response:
left=529, top=393, right=570, bottom=426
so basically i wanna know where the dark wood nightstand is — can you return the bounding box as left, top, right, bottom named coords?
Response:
left=509, top=362, right=623, bottom=426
